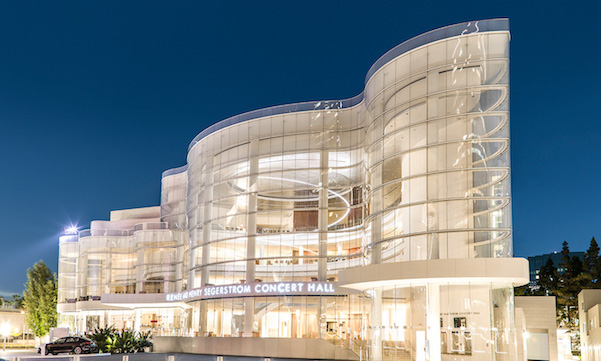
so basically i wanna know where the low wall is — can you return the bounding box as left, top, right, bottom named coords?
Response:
left=153, top=336, right=360, bottom=360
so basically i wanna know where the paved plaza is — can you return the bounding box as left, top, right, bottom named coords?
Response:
left=0, top=350, right=339, bottom=361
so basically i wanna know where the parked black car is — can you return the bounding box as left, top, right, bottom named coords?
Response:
left=43, top=336, right=98, bottom=355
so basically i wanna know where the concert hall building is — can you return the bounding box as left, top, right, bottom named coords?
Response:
left=57, top=19, right=529, bottom=360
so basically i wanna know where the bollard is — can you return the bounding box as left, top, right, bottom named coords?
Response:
left=168, top=355, right=175, bottom=361
left=216, top=357, right=223, bottom=361
left=122, top=355, right=129, bottom=361
left=264, top=359, right=271, bottom=361
left=74, top=356, right=80, bottom=361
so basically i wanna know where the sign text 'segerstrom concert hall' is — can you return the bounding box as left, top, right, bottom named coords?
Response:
left=57, top=19, right=529, bottom=361
left=166, top=281, right=341, bottom=302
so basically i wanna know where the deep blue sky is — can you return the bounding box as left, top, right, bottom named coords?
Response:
left=0, top=1, right=598, bottom=296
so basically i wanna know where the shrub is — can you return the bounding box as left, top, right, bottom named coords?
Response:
left=135, top=331, right=153, bottom=352
left=88, top=325, right=116, bottom=353
left=88, top=326, right=153, bottom=354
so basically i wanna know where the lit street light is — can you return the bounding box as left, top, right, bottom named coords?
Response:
left=21, top=311, right=26, bottom=347
left=1, top=323, right=10, bottom=352
left=65, top=225, right=78, bottom=235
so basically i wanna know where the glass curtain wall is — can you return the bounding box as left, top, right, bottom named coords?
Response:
left=69, top=308, right=192, bottom=337
left=186, top=102, right=366, bottom=288
left=358, top=283, right=515, bottom=361
left=359, top=28, right=515, bottom=361
left=182, top=22, right=515, bottom=360
left=77, top=231, right=136, bottom=299
left=186, top=30, right=511, bottom=285
left=75, top=225, right=179, bottom=299
left=161, top=167, right=188, bottom=292
left=58, top=235, right=79, bottom=304
left=193, top=295, right=368, bottom=342
left=363, top=31, right=511, bottom=263
left=56, top=19, right=517, bottom=361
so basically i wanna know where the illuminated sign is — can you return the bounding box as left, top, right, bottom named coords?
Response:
left=165, top=281, right=349, bottom=302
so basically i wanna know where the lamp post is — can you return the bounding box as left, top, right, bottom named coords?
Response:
left=21, top=311, right=26, bottom=347
left=1, top=323, right=10, bottom=352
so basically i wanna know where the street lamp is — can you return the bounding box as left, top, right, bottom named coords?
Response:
left=1, top=322, right=10, bottom=352
left=65, top=225, right=78, bottom=235
left=21, top=311, right=25, bottom=347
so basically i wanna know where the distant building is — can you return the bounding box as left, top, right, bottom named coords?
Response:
left=515, top=296, right=558, bottom=361
left=578, top=289, right=601, bottom=361
left=0, top=308, right=31, bottom=345
left=528, top=252, right=585, bottom=284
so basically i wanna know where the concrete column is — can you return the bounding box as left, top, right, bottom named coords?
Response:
left=246, top=140, right=259, bottom=284
left=197, top=158, right=214, bottom=335
left=318, top=149, right=329, bottom=281
left=77, top=314, right=85, bottom=335
left=175, top=231, right=183, bottom=291
left=371, top=143, right=382, bottom=264
left=134, top=309, right=141, bottom=332
left=243, top=298, right=254, bottom=337
left=370, top=288, right=382, bottom=361
left=201, top=157, right=214, bottom=287
left=427, top=283, right=441, bottom=361
left=371, top=215, right=382, bottom=264
left=244, top=141, right=259, bottom=337
left=319, top=296, right=327, bottom=340
left=200, top=301, right=209, bottom=337
left=136, top=246, right=144, bottom=293
left=216, top=307, right=222, bottom=337
left=188, top=233, right=196, bottom=289
left=78, top=255, right=87, bottom=300
left=104, top=249, right=112, bottom=294
left=162, top=239, right=171, bottom=293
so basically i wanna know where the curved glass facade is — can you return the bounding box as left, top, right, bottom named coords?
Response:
left=363, top=31, right=511, bottom=263
left=185, top=22, right=511, bottom=287
left=58, top=19, right=526, bottom=360
left=185, top=99, right=365, bottom=288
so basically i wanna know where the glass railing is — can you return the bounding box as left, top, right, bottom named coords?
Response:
left=133, top=222, right=169, bottom=232
left=323, top=332, right=369, bottom=360
left=78, top=222, right=169, bottom=237
left=162, top=164, right=188, bottom=178
left=188, top=94, right=363, bottom=152
left=79, top=229, right=133, bottom=237
left=365, top=19, right=509, bottom=82
left=187, top=19, right=509, bottom=153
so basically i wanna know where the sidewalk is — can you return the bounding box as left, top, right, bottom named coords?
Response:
left=0, top=351, right=330, bottom=361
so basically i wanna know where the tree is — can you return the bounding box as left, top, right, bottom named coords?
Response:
left=514, top=284, right=533, bottom=296
left=23, top=260, right=57, bottom=337
left=559, top=241, right=571, bottom=276
left=538, top=258, right=558, bottom=295
left=11, top=294, right=24, bottom=309
left=556, top=242, right=580, bottom=329
left=582, top=237, right=601, bottom=286
left=570, top=256, right=583, bottom=279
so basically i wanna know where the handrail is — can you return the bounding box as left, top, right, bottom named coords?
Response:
left=322, top=331, right=368, bottom=360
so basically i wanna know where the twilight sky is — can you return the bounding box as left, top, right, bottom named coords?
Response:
left=0, top=1, right=599, bottom=297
